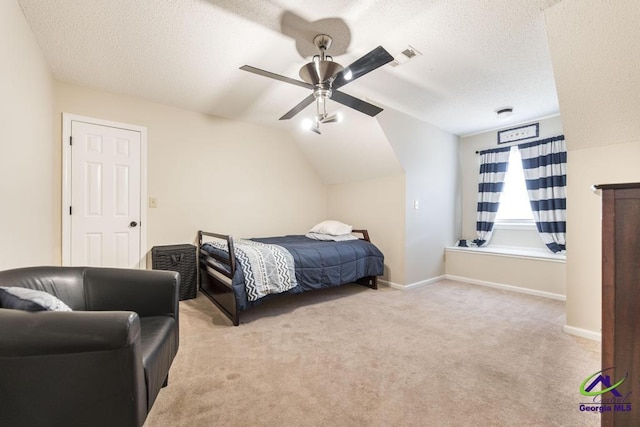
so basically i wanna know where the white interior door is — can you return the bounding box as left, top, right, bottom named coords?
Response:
left=65, top=117, right=145, bottom=268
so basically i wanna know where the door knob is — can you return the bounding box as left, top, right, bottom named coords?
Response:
left=130, top=221, right=138, bottom=228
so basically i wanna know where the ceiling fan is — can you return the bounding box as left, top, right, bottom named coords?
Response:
left=240, top=34, right=394, bottom=134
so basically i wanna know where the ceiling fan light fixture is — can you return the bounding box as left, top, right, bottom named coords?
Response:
left=301, top=118, right=321, bottom=134
left=301, top=118, right=313, bottom=129
left=320, top=111, right=343, bottom=124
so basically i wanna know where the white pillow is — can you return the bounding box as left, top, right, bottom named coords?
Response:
left=0, top=286, right=72, bottom=312
left=308, top=220, right=353, bottom=236
left=306, top=232, right=359, bottom=241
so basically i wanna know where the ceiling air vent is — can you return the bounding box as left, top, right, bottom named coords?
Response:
left=401, top=48, right=417, bottom=58
left=389, top=45, right=422, bottom=67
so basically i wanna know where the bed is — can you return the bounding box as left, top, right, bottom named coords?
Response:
left=197, top=229, right=384, bottom=325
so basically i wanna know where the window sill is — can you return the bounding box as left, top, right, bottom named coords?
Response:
left=493, top=221, right=537, bottom=231
left=446, top=245, right=566, bottom=262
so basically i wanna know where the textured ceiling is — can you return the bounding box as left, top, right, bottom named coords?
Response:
left=17, top=0, right=561, bottom=138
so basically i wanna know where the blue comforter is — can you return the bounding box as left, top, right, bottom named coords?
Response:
left=201, top=235, right=384, bottom=310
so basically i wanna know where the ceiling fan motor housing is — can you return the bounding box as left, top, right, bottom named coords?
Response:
left=299, top=59, right=343, bottom=85
left=299, top=34, right=344, bottom=86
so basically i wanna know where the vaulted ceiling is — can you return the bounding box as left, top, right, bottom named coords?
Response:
left=18, top=0, right=561, bottom=139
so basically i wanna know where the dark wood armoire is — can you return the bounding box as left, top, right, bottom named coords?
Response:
left=597, top=183, right=640, bottom=427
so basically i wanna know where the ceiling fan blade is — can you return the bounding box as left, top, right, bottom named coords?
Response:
left=331, top=90, right=383, bottom=117
left=240, top=65, right=313, bottom=90
left=279, top=94, right=316, bottom=120
left=332, top=46, right=394, bottom=89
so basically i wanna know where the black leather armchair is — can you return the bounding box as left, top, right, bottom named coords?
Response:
left=0, top=266, right=180, bottom=427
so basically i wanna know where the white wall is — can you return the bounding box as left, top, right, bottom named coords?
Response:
left=292, top=111, right=404, bottom=185
left=54, top=82, right=328, bottom=260
left=0, top=1, right=55, bottom=269
left=327, top=174, right=406, bottom=285
left=446, top=248, right=566, bottom=298
left=545, top=0, right=640, bottom=336
left=377, top=108, right=460, bottom=285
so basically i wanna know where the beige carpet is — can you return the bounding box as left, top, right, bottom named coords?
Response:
left=144, top=280, right=600, bottom=427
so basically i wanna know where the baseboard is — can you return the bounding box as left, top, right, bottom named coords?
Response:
left=563, top=325, right=601, bottom=342
left=445, top=274, right=566, bottom=301
left=380, top=275, right=599, bottom=341
left=379, top=275, right=445, bottom=290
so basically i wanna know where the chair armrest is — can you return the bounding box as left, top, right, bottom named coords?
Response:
left=0, top=309, right=147, bottom=426
left=83, top=268, right=179, bottom=319
left=0, top=309, right=140, bottom=357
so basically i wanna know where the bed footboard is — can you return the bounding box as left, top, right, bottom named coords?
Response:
left=198, top=230, right=240, bottom=326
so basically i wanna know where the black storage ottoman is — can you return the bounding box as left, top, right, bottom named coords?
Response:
left=151, top=244, right=197, bottom=300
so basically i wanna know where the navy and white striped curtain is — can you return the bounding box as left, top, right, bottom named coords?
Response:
left=457, top=146, right=511, bottom=247
left=474, top=147, right=512, bottom=246
left=518, top=135, right=567, bottom=253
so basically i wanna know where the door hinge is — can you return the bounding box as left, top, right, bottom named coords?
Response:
left=69, top=206, right=72, bottom=215
left=69, top=136, right=72, bottom=146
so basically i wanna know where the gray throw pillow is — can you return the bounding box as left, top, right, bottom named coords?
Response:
left=0, top=286, right=72, bottom=312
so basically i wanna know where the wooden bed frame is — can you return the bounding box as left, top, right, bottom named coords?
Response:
left=197, top=230, right=378, bottom=326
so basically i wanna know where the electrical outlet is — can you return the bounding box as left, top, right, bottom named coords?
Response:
left=149, top=197, right=158, bottom=208
left=414, top=200, right=419, bottom=210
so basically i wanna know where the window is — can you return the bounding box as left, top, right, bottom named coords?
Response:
left=495, top=146, right=534, bottom=222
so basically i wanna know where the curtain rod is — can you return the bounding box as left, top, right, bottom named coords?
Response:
left=475, top=134, right=565, bottom=154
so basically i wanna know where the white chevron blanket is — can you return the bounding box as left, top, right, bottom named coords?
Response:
left=207, top=238, right=298, bottom=301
